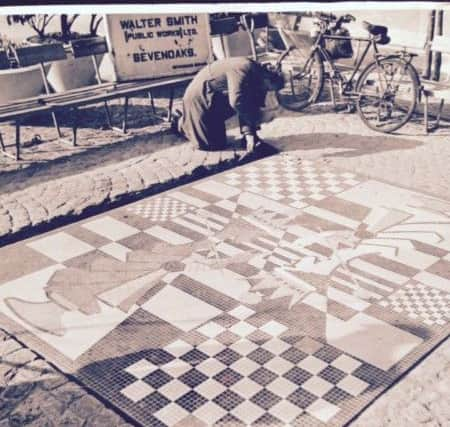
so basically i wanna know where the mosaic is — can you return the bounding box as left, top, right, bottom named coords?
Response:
left=0, top=153, right=449, bottom=426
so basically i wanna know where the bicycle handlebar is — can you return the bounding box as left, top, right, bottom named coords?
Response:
left=314, top=12, right=355, bottom=25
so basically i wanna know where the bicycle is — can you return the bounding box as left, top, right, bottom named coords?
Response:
left=273, top=12, right=421, bottom=133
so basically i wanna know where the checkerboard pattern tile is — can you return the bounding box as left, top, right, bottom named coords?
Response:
left=118, top=307, right=371, bottom=426
left=127, top=197, right=196, bottom=221
left=1, top=153, right=449, bottom=427
left=221, top=157, right=360, bottom=208
left=379, top=282, right=450, bottom=326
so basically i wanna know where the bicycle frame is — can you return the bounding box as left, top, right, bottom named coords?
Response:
left=313, top=32, right=380, bottom=97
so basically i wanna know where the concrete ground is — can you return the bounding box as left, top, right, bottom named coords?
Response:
left=0, top=101, right=449, bottom=426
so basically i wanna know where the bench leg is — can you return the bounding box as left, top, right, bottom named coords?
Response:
left=435, top=99, right=445, bottom=129
left=51, top=111, right=63, bottom=139
left=103, top=101, right=114, bottom=129
left=0, top=128, right=16, bottom=160
left=15, top=120, right=21, bottom=161
left=167, top=87, right=174, bottom=122
left=148, top=90, right=156, bottom=114
left=424, top=94, right=429, bottom=134
left=122, top=96, right=129, bottom=133
left=72, top=107, right=78, bottom=146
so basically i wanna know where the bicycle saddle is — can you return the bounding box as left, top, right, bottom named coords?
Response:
left=362, top=21, right=390, bottom=45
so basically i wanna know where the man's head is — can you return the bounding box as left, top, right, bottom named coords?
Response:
left=261, top=63, right=285, bottom=91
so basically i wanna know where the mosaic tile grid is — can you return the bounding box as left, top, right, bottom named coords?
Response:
left=0, top=152, right=449, bottom=427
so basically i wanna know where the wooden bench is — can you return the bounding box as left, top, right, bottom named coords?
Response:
left=0, top=39, right=194, bottom=160
left=422, top=35, right=450, bottom=133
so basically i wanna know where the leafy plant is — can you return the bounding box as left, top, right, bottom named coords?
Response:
left=7, top=14, right=103, bottom=43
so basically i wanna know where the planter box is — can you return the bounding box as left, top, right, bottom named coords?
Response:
left=0, top=64, right=46, bottom=106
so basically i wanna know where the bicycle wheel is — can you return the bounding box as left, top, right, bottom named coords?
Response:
left=276, top=49, right=324, bottom=111
left=356, top=56, right=419, bottom=133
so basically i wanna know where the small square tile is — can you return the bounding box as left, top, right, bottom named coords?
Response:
left=230, top=357, right=260, bottom=376
left=215, top=348, right=241, bottom=366
left=249, top=367, right=278, bottom=387
left=287, top=387, right=318, bottom=409
left=298, top=356, right=328, bottom=375
left=269, top=399, right=304, bottom=424
left=196, top=321, right=226, bottom=338
left=295, top=337, right=323, bottom=354
left=318, top=365, right=347, bottom=385
left=229, top=338, right=259, bottom=356
left=196, top=378, right=227, bottom=400
left=262, top=338, right=291, bottom=355
left=302, top=376, right=334, bottom=397
left=232, top=400, right=265, bottom=425
left=230, top=321, right=257, bottom=337
left=280, top=347, right=308, bottom=364
left=180, top=348, right=209, bottom=367
left=176, top=390, right=208, bottom=412
left=229, top=305, right=255, bottom=320
left=331, top=354, right=362, bottom=374
left=248, top=348, right=275, bottom=365
left=125, top=359, right=158, bottom=379
left=266, top=377, right=298, bottom=398
left=337, top=375, right=369, bottom=397
left=263, top=356, right=294, bottom=376
left=196, top=339, right=226, bottom=357
left=193, top=401, right=227, bottom=426
left=259, top=320, right=288, bottom=337
left=120, top=380, right=153, bottom=403
left=82, top=216, right=139, bottom=241
left=196, top=358, right=227, bottom=377
left=154, top=402, right=188, bottom=425
left=161, top=359, right=192, bottom=378
left=143, top=369, right=173, bottom=389
left=230, top=377, right=262, bottom=398
left=158, top=379, right=191, bottom=401
left=250, top=388, right=282, bottom=410
left=178, top=368, right=208, bottom=388
left=283, top=367, right=313, bottom=386
left=213, top=390, right=245, bottom=411
left=27, top=232, right=94, bottom=262
left=165, top=339, right=194, bottom=358
left=214, top=367, right=243, bottom=387
left=305, top=398, right=340, bottom=423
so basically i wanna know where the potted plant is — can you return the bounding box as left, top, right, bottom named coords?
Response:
left=7, top=14, right=105, bottom=92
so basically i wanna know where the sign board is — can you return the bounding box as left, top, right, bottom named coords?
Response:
left=104, top=14, right=212, bottom=82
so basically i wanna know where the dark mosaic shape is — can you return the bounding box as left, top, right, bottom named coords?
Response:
left=175, top=390, right=208, bottom=412
left=248, top=366, right=278, bottom=387
left=215, top=413, right=246, bottom=427
left=214, top=313, right=240, bottom=328
left=180, top=348, right=209, bottom=366
left=287, top=387, right=318, bottom=409
left=313, top=344, right=341, bottom=363
left=247, top=348, right=275, bottom=365
left=253, top=412, right=285, bottom=427
left=213, top=367, right=243, bottom=387
left=216, top=330, right=241, bottom=346
left=213, top=389, right=245, bottom=411
left=142, top=369, right=173, bottom=389
left=318, top=365, right=347, bottom=385
left=247, top=329, right=272, bottom=345
left=145, top=348, right=176, bottom=366
left=323, top=386, right=354, bottom=405
left=283, top=367, right=313, bottom=386
left=178, top=368, right=208, bottom=388
left=250, top=388, right=282, bottom=410
left=280, top=347, right=308, bottom=364
left=353, top=362, right=392, bottom=387
left=215, top=348, right=241, bottom=366
left=138, top=391, right=170, bottom=414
